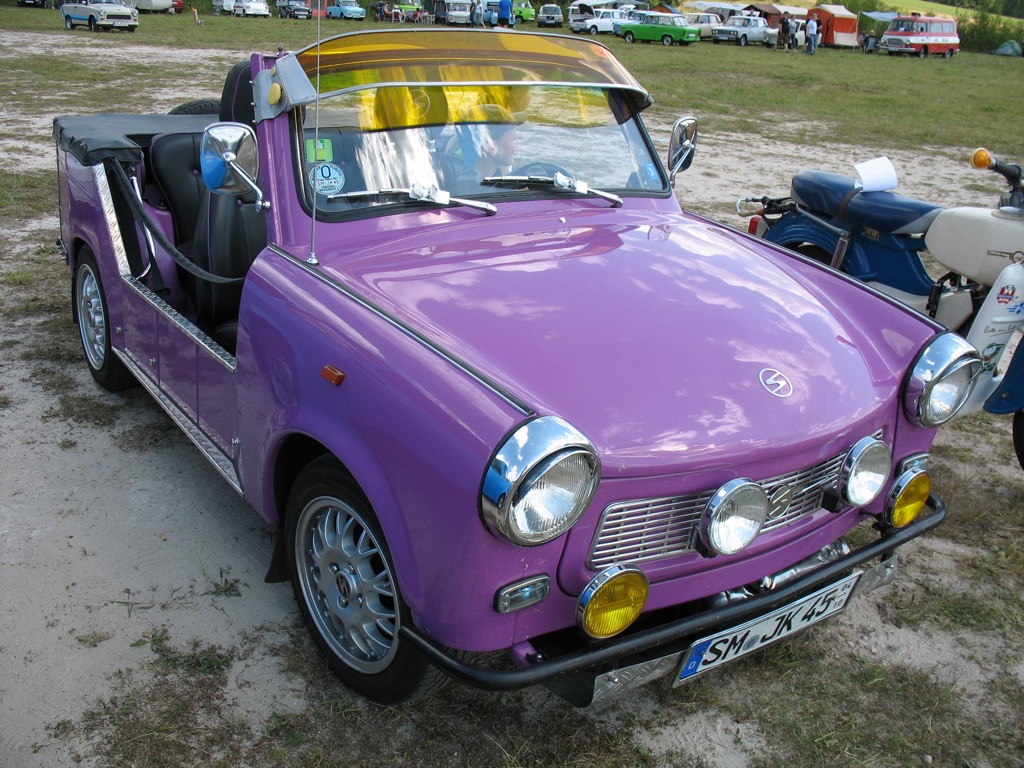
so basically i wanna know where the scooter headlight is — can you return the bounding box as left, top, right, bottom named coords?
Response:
left=903, top=333, right=982, bottom=428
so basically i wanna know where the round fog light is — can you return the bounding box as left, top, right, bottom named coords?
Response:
left=702, top=479, right=768, bottom=555
left=887, top=469, right=931, bottom=528
left=839, top=437, right=892, bottom=507
left=577, top=566, right=648, bottom=639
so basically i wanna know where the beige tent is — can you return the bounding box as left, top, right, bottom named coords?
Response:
left=812, top=4, right=858, bottom=47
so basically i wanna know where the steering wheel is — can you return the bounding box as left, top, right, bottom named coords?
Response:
left=511, top=161, right=575, bottom=180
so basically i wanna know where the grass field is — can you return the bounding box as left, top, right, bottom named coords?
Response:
left=4, top=6, right=1024, bottom=155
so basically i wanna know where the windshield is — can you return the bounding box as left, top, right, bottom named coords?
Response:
left=298, top=83, right=665, bottom=215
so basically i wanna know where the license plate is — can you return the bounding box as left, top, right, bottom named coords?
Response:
left=676, top=571, right=860, bottom=683
left=113, top=21, right=128, bottom=26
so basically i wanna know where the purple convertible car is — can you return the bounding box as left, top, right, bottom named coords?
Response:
left=54, top=29, right=981, bottom=706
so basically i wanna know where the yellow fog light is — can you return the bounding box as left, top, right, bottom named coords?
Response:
left=576, top=566, right=649, bottom=640
left=886, top=468, right=931, bottom=528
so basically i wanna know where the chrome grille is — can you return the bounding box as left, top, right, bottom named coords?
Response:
left=588, top=435, right=880, bottom=570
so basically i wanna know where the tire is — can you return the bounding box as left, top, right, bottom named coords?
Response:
left=662, top=34, right=673, bottom=46
left=943, top=48, right=953, bottom=58
left=739, top=34, right=747, bottom=46
left=589, top=25, right=598, bottom=35
left=74, top=248, right=134, bottom=392
left=515, top=14, right=523, bottom=24
left=286, top=457, right=446, bottom=704
left=918, top=46, right=927, bottom=58
left=1013, top=412, right=1024, bottom=472
left=168, top=99, right=221, bottom=115
left=624, top=30, right=634, bottom=43
left=793, top=243, right=833, bottom=266
left=65, top=14, right=74, bottom=29
left=88, top=15, right=98, bottom=31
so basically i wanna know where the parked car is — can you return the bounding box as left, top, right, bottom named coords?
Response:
left=279, top=0, right=313, bottom=17
left=443, top=0, right=472, bottom=24
left=535, top=0, right=562, bottom=25
left=133, top=0, right=172, bottom=11
left=621, top=12, right=700, bottom=45
left=54, top=28, right=978, bottom=707
left=711, top=14, right=768, bottom=45
left=576, top=7, right=626, bottom=34
left=18, top=0, right=52, bottom=6
left=681, top=11, right=721, bottom=39
left=61, top=0, right=139, bottom=31
left=878, top=15, right=959, bottom=57
left=763, top=17, right=804, bottom=48
left=512, top=0, right=534, bottom=23
left=326, top=0, right=365, bottom=18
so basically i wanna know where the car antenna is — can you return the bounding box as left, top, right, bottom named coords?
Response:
left=307, top=8, right=323, bottom=267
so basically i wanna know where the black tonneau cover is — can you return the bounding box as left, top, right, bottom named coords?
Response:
left=53, top=114, right=216, bottom=166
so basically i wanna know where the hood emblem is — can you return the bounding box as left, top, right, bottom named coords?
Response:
left=767, top=485, right=795, bottom=520
left=759, top=368, right=793, bottom=398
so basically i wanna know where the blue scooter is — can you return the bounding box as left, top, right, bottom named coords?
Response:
left=738, top=149, right=1024, bottom=469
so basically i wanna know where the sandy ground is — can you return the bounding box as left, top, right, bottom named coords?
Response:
left=0, top=29, right=1018, bottom=768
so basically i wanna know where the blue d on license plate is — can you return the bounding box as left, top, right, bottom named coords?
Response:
left=676, top=571, right=861, bottom=684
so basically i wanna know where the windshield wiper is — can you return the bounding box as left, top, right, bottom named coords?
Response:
left=482, top=172, right=623, bottom=208
left=327, top=183, right=497, bottom=216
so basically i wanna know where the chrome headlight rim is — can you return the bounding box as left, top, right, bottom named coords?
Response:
left=903, top=332, right=982, bottom=428
left=701, top=478, right=769, bottom=556
left=837, top=436, right=892, bottom=507
left=481, top=416, right=600, bottom=547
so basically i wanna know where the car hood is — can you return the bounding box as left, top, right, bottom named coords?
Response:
left=323, top=205, right=927, bottom=475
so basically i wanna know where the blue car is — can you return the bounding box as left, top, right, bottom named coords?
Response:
left=326, top=0, right=366, bottom=18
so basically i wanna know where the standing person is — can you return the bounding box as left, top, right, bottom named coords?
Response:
left=789, top=18, right=799, bottom=51
left=778, top=12, right=791, bottom=51
left=497, top=0, right=512, bottom=27
left=472, top=0, right=482, bottom=26
left=805, top=13, right=818, bottom=54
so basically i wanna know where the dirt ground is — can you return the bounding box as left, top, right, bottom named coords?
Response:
left=0, top=30, right=1019, bottom=768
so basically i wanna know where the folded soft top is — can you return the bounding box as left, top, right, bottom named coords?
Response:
left=53, top=113, right=216, bottom=166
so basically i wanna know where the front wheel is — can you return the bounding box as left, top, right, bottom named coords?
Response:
left=286, top=457, right=446, bottom=704
left=739, top=34, right=747, bottom=46
left=943, top=48, right=953, bottom=58
left=88, top=15, right=98, bottom=31
left=589, top=25, right=598, bottom=35
left=918, top=46, right=928, bottom=58
left=64, top=14, right=73, bottom=29
left=624, top=30, right=634, bottom=43
left=74, top=248, right=134, bottom=392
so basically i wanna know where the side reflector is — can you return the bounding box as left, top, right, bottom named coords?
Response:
left=321, top=365, right=346, bottom=386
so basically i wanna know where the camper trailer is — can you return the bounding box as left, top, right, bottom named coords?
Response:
left=812, top=4, right=858, bottom=47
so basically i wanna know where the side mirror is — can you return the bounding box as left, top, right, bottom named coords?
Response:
left=666, top=116, right=698, bottom=187
left=200, top=122, right=269, bottom=210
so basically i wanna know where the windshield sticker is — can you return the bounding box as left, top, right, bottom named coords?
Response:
left=310, top=163, right=346, bottom=196
left=305, top=138, right=334, bottom=164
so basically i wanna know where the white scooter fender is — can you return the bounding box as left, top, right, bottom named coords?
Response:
left=962, top=262, right=1024, bottom=413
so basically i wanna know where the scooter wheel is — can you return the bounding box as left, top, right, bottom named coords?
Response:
left=1013, top=411, right=1024, bottom=472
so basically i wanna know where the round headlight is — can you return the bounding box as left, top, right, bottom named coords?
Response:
left=837, top=437, right=892, bottom=507
left=904, top=333, right=981, bottom=428
left=577, top=566, right=649, bottom=639
left=481, top=417, right=600, bottom=546
left=701, top=479, right=768, bottom=556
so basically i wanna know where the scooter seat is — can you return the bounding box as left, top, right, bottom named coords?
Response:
left=791, top=170, right=941, bottom=235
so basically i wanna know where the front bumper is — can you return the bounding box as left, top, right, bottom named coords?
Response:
left=400, top=494, right=945, bottom=705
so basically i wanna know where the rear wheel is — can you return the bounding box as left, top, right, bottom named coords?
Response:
left=1013, top=412, right=1024, bottom=472
left=74, top=248, right=134, bottom=392
left=662, top=34, right=674, bottom=46
left=793, top=243, right=833, bottom=266
left=286, top=457, right=447, bottom=704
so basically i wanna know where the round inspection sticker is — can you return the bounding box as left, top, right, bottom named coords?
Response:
left=310, top=163, right=346, bottom=196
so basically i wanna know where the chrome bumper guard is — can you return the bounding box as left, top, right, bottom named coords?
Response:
left=399, top=495, right=945, bottom=705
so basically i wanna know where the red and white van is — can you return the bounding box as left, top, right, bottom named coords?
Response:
left=878, top=14, right=959, bottom=58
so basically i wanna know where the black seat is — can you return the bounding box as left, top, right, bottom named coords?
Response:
left=220, top=61, right=256, bottom=127
left=148, top=132, right=206, bottom=253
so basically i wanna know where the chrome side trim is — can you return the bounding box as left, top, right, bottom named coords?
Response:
left=113, top=347, right=242, bottom=494
left=269, top=244, right=531, bottom=415
left=93, top=163, right=132, bottom=277
left=123, top=275, right=236, bottom=372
